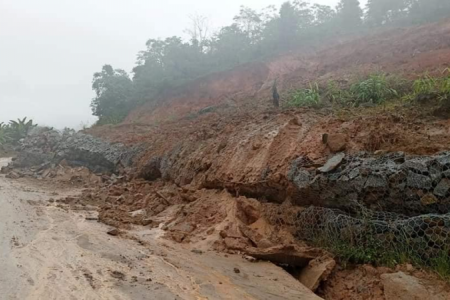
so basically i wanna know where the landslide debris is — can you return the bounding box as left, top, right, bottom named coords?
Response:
left=1, top=128, right=137, bottom=178
left=6, top=21, right=450, bottom=299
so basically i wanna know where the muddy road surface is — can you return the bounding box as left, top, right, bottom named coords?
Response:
left=0, top=158, right=319, bottom=300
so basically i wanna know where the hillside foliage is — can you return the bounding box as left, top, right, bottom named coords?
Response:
left=91, top=0, right=450, bottom=124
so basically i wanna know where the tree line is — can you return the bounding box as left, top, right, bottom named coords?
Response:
left=91, top=0, right=450, bottom=124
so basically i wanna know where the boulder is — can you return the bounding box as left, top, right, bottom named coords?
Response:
left=381, top=272, right=448, bottom=300
left=299, top=256, right=336, bottom=292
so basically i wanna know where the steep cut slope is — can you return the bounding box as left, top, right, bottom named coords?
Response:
left=116, top=20, right=450, bottom=127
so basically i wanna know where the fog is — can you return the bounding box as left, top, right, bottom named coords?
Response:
left=0, top=0, right=366, bottom=128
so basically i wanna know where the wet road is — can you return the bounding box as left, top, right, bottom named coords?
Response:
left=0, top=158, right=320, bottom=300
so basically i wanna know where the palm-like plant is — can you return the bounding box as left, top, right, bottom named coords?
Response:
left=7, top=117, right=37, bottom=143
left=0, top=118, right=38, bottom=145
left=0, top=122, right=8, bottom=145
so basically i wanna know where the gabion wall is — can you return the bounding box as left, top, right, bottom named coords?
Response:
left=296, top=204, right=450, bottom=264
left=288, top=152, right=450, bottom=215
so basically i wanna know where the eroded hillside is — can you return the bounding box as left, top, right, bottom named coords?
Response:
left=6, top=20, right=450, bottom=299
left=100, top=20, right=450, bottom=128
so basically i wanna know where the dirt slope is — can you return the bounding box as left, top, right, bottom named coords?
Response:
left=113, top=20, right=450, bottom=127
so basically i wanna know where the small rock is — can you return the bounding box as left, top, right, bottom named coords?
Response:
left=374, top=150, right=388, bottom=156
left=233, top=268, right=241, bottom=274
left=406, top=264, right=414, bottom=272
left=107, top=229, right=120, bottom=236
left=318, top=153, right=345, bottom=173
left=420, top=193, right=438, bottom=206
left=243, top=255, right=257, bottom=263
left=434, top=178, right=450, bottom=197
left=110, top=271, right=126, bottom=280
left=191, top=249, right=204, bottom=255
left=326, top=133, right=347, bottom=153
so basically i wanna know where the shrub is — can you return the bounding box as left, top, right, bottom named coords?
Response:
left=350, top=74, right=399, bottom=105
left=325, top=81, right=353, bottom=106
left=410, top=71, right=450, bottom=103
left=0, top=123, right=8, bottom=145
left=0, top=118, right=38, bottom=146
left=287, top=83, right=321, bottom=108
left=413, top=75, right=438, bottom=96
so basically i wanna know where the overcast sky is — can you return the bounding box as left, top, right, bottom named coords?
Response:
left=0, top=0, right=366, bottom=128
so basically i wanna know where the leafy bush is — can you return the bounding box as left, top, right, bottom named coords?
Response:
left=325, top=81, right=352, bottom=106
left=410, top=71, right=450, bottom=103
left=0, top=118, right=37, bottom=146
left=0, top=123, right=8, bottom=145
left=350, top=74, right=398, bottom=105
left=287, top=83, right=321, bottom=108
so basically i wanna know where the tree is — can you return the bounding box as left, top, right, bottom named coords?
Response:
left=262, top=1, right=313, bottom=51
left=278, top=2, right=300, bottom=47
left=336, top=0, right=363, bottom=31
left=407, top=0, right=450, bottom=24
left=211, top=24, right=254, bottom=67
left=91, top=65, right=133, bottom=123
left=87, top=0, right=450, bottom=125
left=184, top=14, right=211, bottom=52
left=365, top=0, right=407, bottom=27
left=233, top=6, right=263, bottom=41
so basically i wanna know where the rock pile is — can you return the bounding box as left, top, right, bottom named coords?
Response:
left=2, top=128, right=136, bottom=175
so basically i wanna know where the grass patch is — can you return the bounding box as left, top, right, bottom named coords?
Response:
left=287, top=83, right=321, bottom=108
left=350, top=74, right=399, bottom=106
left=285, top=73, right=405, bottom=109
left=310, top=224, right=450, bottom=280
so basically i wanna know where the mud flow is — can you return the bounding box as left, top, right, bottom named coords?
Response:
left=0, top=158, right=320, bottom=300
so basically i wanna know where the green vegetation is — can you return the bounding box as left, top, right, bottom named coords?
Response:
left=92, top=0, right=450, bottom=124
left=0, top=118, right=37, bottom=147
left=350, top=74, right=398, bottom=105
left=315, top=236, right=450, bottom=280
left=287, top=83, right=321, bottom=108
left=410, top=71, right=450, bottom=102
left=285, top=71, right=450, bottom=110
left=287, top=73, right=404, bottom=108
left=91, top=65, right=133, bottom=125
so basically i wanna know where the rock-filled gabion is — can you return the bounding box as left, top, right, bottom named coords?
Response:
left=288, top=152, right=450, bottom=215
left=296, top=205, right=450, bottom=265
left=7, top=128, right=136, bottom=173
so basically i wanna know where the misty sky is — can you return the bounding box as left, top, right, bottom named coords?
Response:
left=0, top=0, right=366, bottom=128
